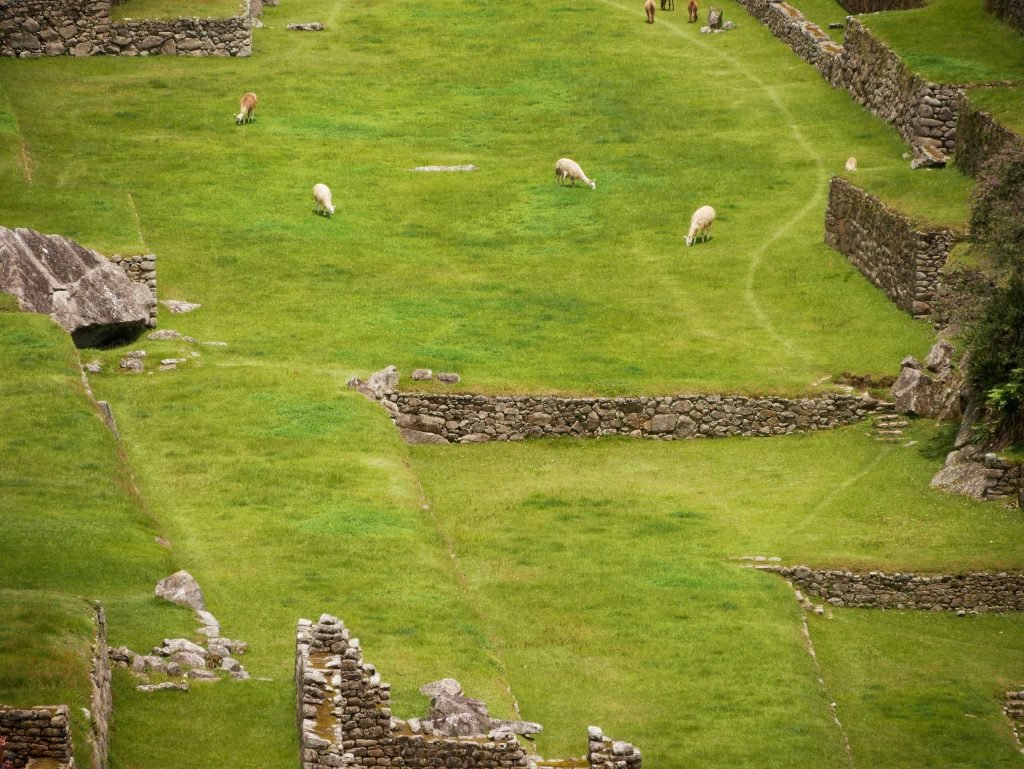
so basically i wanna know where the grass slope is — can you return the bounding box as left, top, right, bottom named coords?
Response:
left=0, top=0, right=954, bottom=394
left=0, top=0, right=1021, bottom=767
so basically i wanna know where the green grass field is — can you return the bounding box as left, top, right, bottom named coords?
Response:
left=1, top=0, right=1022, bottom=767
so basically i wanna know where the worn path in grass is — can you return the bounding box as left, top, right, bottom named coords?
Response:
left=2, top=0, right=1021, bottom=767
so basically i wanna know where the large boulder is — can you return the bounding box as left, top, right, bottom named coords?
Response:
left=155, top=571, right=207, bottom=611
left=0, top=227, right=155, bottom=347
left=890, top=341, right=964, bottom=419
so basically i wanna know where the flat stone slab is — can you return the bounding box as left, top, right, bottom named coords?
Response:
left=287, top=22, right=324, bottom=30
left=410, top=165, right=479, bottom=172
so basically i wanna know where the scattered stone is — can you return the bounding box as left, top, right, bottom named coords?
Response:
left=188, top=669, right=218, bottom=680
left=436, top=372, right=461, bottom=384
left=203, top=340, right=228, bottom=347
left=120, top=356, right=144, bottom=373
left=910, top=144, right=947, bottom=169
left=399, top=428, right=449, bottom=445
left=411, top=368, right=433, bottom=381
left=828, top=21, right=844, bottom=28
left=148, top=329, right=182, bottom=340
left=891, top=341, right=964, bottom=419
left=160, top=357, right=187, bottom=366
left=348, top=365, right=400, bottom=401
left=420, top=679, right=463, bottom=699
left=155, top=570, right=206, bottom=611
left=287, top=22, right=324, bottom=30
left=137, top=681, right=189, bottom=693
left=708, top=6, right=723, bottom=26
left=161, top=299, right=201, bottom=314
left=84, top=360, right=102, bottom=373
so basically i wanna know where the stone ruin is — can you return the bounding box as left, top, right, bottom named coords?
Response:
left=296, top=614, right=641, bottom=769
left=108, top=571, right=251, bottom=686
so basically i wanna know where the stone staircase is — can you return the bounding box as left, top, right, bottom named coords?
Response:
left=871, top=413, right=909, bottom=443
left=1006, top=690, right=1024, bottom=748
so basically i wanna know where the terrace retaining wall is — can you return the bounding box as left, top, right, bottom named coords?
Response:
left=0, top=705, right=74, bottom=768
left=385, top=390, right=888, bottom=443
left=765, top=565, right=1024, bottom=612
left=955, top=103, right=1024, bottom=177
left=735, top=1, right=962, bottom=154
left=111, top=254, right=157, bottom=326
left=297, top=615, right=641, bottom=769
left=985, top=0, right=1024, bottom=32
left=0, top=0, right=252, bottom=57
left=825, top=176, right=958, bottom=318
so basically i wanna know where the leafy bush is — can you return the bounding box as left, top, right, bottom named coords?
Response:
left=965, top=147, right=1024, bottom=447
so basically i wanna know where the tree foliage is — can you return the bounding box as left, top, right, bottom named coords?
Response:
left=965, top=146, right=1024, bottom=447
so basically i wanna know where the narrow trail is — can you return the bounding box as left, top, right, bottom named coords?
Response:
left=0, top=84, right=33, bottom=184
left=402, top=455, right=529, bottom=725
left=594, top=0, right=827, bottom=362
left=127, top=192, right=150, bottom=254
left=800, top=611, right=857, bottom=769
left=793, top=445, right=892, bottom=533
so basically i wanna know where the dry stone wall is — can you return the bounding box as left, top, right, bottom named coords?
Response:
left=766, top=565, right=1024, bottom=612
left=386, top=390, right=887, bottom=443
left=985, top=0, right=1024, bottom=32
left=0, top=0, right=252, bottom=57
left=735, top=1, right=961, bottom=154
left=297, top=615, right=641, bottom=769
left=836, top=0, right=923, bottom=12
left=0, top=705, right=74, bottom=768
left=111, top=254, right=157, bottom=326
left=955, top=103, right=1024, bottom=177
left=825, top=176, right=958, bottom=318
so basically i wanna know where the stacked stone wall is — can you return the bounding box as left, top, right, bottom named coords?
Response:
left=985, top=0, right=1024, bottom=32
left=387, top=390, right=887, bottom=443
left=836, top=0, right=923, bottom=12
left=0, top=705, right=74, bottom=768
left=735, top=3, right=961, bottom=154
left=297, top=616, right=641, bottom=769
left=956, top=104, right=1024, bottom=177
left=977, top=452, right=1024, bottom=503
left=731, top=0, right=842, bottom=75
left=111, top=254, right=157, bottom=326
left=825, top=176, right=958, bottom=318
left=766, top=565, right=1024, bottom=611
left=0, top=0, right=251, bottom=57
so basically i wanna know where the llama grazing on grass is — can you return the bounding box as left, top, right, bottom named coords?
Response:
left=555, top=158, right=596, bottom=190
left=685, top=205, right=715, bottom=246
left=687, top=0, right=699, bottom=22
left=644, top=0, right=656, bottom=22
left=235, top=92, right=257, bottom=125
left=313, top=183, right=335, bottom=217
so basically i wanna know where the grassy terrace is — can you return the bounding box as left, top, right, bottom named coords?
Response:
left=110, top=0, right=245, bottom=20
left=792, top=0, right=1024, bottom=130
left=1, top=0, right=1022, bottom=767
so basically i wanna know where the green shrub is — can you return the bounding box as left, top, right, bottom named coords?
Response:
left=965, top=147, right=1024, bottom=447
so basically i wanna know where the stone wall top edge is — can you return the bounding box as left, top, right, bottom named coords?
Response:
left=829, top=176, right=961, bottom=237
left=396, top=390, right=885, bottom=403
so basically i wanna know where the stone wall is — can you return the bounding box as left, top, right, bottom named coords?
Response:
left=825, top=176, right=958, bottom=318
left=0, top=705, right=74, bottom=768
left=735, top=2, right=962, bottom=154
left=385, top=390, right=887, bottom=444
left=836, top=0, right=923, bottom=12
left=731, top=0, right=842, bottom=76
left=90, top=604, right=113, bottom=769
left=955, top=103, right=1024, bottom=177
left=765, top=565, right=1024, bottom=612
left=985, top=0, right=1024, bottom=32
left=0, top=0, right=252, bottom=57
left=297, top=615, right=641, bottom=769
left=111, top=254, right=157, bottom=327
